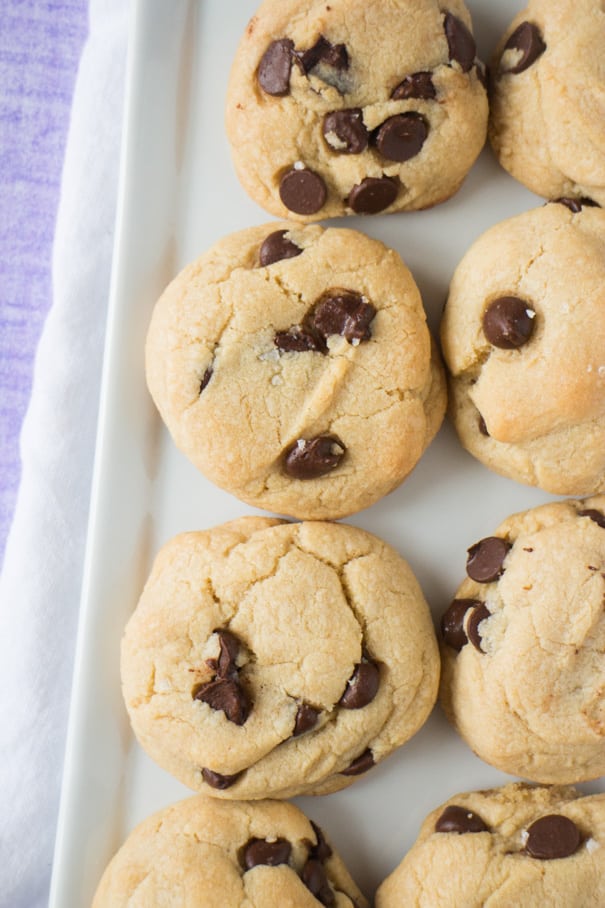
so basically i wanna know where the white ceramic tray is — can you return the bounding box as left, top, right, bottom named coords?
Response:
left=49, top=1, right=605, bottom=904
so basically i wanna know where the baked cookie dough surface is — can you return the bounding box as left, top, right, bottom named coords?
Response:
left=376, top=783, right=605, bottom=908
left=146, top=223, right=446, bottom=519
left=225, top=0, right=487, bottom=220
left=92, top=795, right=368, bottom=907
left=439, top=497, right=605, bottom=784
left=440, top=202, right=605, bottom=495
left=121, top=517, right=440, bottom=800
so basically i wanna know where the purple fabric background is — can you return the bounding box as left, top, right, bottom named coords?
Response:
left=0, top=0, right=89, bottom=567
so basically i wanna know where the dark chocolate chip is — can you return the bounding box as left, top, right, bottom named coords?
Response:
left=340, top=748, right=375, bottom=776
left=374, top=113, right=428, bottom=163
left=391, top=72, right=436, bottom=100
left=200, top=366, right=212, bottom=394
left=339, top=660, right=380, bottom=709
left=552, top=197, right=600, bottom=213
left=211, top=628, right=241, bottom=679
left=525, top=815, right=581, bottom=860
left=311, top=291, right=376, bottom=344
left=444, top=12, right=476, bottom=73
left=578, top=509, right=605, bottom=529
left=242, top=837, right=292, bottom=870
left=259, top=229, right=303, bottom=267
left=275, top=328, right=324, bottom=354
left=201, top=767, right=242, bottom=789
left=300, top=35, right=348, bottom=73
left=323, top=109, right=368, bottom=154
left=348, top=176, right=398, bottom=214
left=435, top=804, right=489, bottom=834
left=310, top=822, right=333, bottom=862
left=258, top=39, right=295, bottom=96
left=478, top=414, right=490, bottom=436
left=441, top=599, right=482, bottom=651
left=194, top=678, right=251, bottom=725
left=302, top=859, right=335, bottom=906
left=483, top=297, right=536, bottom=349
left=466, top=603, right=491, bottom=653
left=502, top=22, right=546, bottom=75
left=293, top=702, right=321, bottom=736
left=467, top=536, right=512, bottom=583
left=284, top=435, right=345, bottom=479
left=279, top=167, right=327, bottom=215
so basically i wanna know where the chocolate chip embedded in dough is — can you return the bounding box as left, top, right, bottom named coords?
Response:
left=467, top=536, right=512, bottom=583
left=483, top=297, right=536, bottom=349
left=501, top=22, right=546, bottom=75
left=478, top=414, right=490, bottom=437
left=299, top=35, right=348, bottom=73
left=323, top=109, right=368, bottom=154
left=524, top=814, right=581, bottom=860
left=391, top=71, right=436, bottom=100
left=444, top=12, right=476, bottom=73
left=279, top=167, right=327, bottom=215
left=375, top=113, right=428, bottom=163
left=310, top=822, right=333, bottom=861
left=435, top=804, right=489, bottom=834
left=311, top=290, right=376, bottom=344
left=275, top=328, right=324, bottom=354
left=301, top=858, right=335, bottom=906
left=441, top=599, right=482, bottom=651
left=466, top=603, right=491, bottom=653
left=200, top=366, right=213, bottom=394
left=339, top=659, right=380, bottom=709
left=340, top=748, right=375, bottom=776
left=257, top=39, right=295, bottom=95
left=208, top=628, right=241, bottom=679
left=242, top=837, right=292, bottom=870
left=578, top=508, right=605, bottom=529
left=552, top=197, right=600, bottom=213
left=293, top=702, right=321, bottom=736
left=284, top=435, right=345, bottom=479
left=348, top=176, right=398, bottom=214
left=201, top=767, right=242, bottom=789
left=259, top=230, right=303, bottom=267
left=194, top=678, right=251, bottom=725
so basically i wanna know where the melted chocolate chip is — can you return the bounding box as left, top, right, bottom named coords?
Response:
left=311, top=291, right=376, bottom=344
left=478, top=414, right=490, bottom=436
left=502, top=22, right=546, bottom=75
left=200, top=366, right=212, bottom=394
left=578, top=509, right=605, bottom=529
left=302, top=859, right=335, bottom=906
left=525, top=815, right=581, bottom=860
left=553, top=197, right=600, bottom=213
left=483, top=297, right=536, bottom=349
left=441, top=599, right=482, bottom=651
left=391, top=72, right=436, bottom=100
left=340, top=748, right=375, bottom=776
left=466, top=603, right=491, bottom=653
left=435, top=805, right=489, bottom=834
left=310, top=822, right=333, bottom=861
left=284, top=435, right=345, bottom=479
left=299, top=35, right=348, bottom=73
left=293, top=702, right=321, bottom=736
left=467, top=536, right=512, bottom=583
left=259, top=230, right=303, bottom=267
left=275, top=328, right=323, bottom=353
left=242, top=837, right=292, bottom=870
left=280, top=167, right=327, bottom=215
left=323, top=109, right=368, bottom=154
left=258, top=39, right=295, bottom=95
left=375, top=113, right=428, bottom=163
left=339, top=659, right=380, bottom=709
left=201, top=767, right=242, bottom=789
left=444, top=12, right=476, bottom=73
left=194, top=678, right=251, bottom=725
left=348, top=176, right=398, bottom=214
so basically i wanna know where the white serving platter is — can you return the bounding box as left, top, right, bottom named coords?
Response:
left=49, top=0, right=605, bottom=904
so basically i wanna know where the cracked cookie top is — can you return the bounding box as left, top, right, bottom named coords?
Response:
left=121, top=517, right=440, bottom=800
left=146, top=223, right=446, bottom=519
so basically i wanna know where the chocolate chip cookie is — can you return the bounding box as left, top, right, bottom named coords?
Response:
left=440, top=201, right=605, bottom=495
left=146, top=223, right=446, bottom=519
left=92, top=795, right=368, bottom=907
left=439, top=498, right=605, bottom=784
left=490, top=0, right=605, bottom=206
left=225, top=0, right=487, bottom=220
left=376, top=783, right=605, bottom=908
left=121, top=517, right=440, bottom=799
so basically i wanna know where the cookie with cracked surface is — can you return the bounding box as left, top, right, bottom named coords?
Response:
left=375, top=782, right=605, bottom=908
left=439, top=497, right=605, bottom=784
left=146, top=223, right=446, bottom=520
left=121, top=517, right=439, bottom=799
left=92, top=794, right=368, bottom=907
left=489, top=0, right=605, bottom=205
left=440, top=202, right=605, bottom=495
left=225, top=0, right=487, bottom=221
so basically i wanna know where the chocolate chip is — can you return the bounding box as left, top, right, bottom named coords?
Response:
left=525, top=815, right=581, bottom=860
left=466, top=603, right=491, bottom=653
left=302, top=859, right=335, bottom=906
left=483, top=297, right=536, bottom=349
left=339, top=659, right=380, bottom=709
left=340, top=748, right=375, bottom=776
left=242, top=837, right=292, bottom=870
left=444, top=12, right=476, bottom=73
left=478, top=414, right=490, bottom=436
left=553, top=197, right=600, bottom=213
left=284, top=435, right=345, bottom=479
left=200, top=366, right=212, bottom=394
left=441, top=599, right=482, bottom=651
left=275, top=328, right=323, bottom=353
left=201, top=767, right=242, bottom=789
left=578, top=509, right=605, bottom=529
left=279, top=167, right=327, bottom=215
left=323, top=109, right=368, bottom=154
left=502, top=22, right=546, bottom=75
left=194, top=678, right=251, bottom=725
left=299, top=35, right=348, bottom=73
left=259, top=230, right=303, bottom=267
left=258, top=39, right=295, bottom=95
left=293, top=702, right=321, bottom=736
left=210, top=628, right=241, bottom=679
left=467, top=536, right=511, bottom=583
left=311, top=291, right=376, bottom=344
left=435, top=805, right=489, bottom=834
left=375, top=113, right=428, bottom=163
left=348, top=176, right=398, bottom=214
left=310, top=822, right=333, bottom=862
left=391, top=72, right=436, bottom=100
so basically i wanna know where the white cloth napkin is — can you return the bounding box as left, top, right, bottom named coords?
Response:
left=0, top=2, right=129, bottom=904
